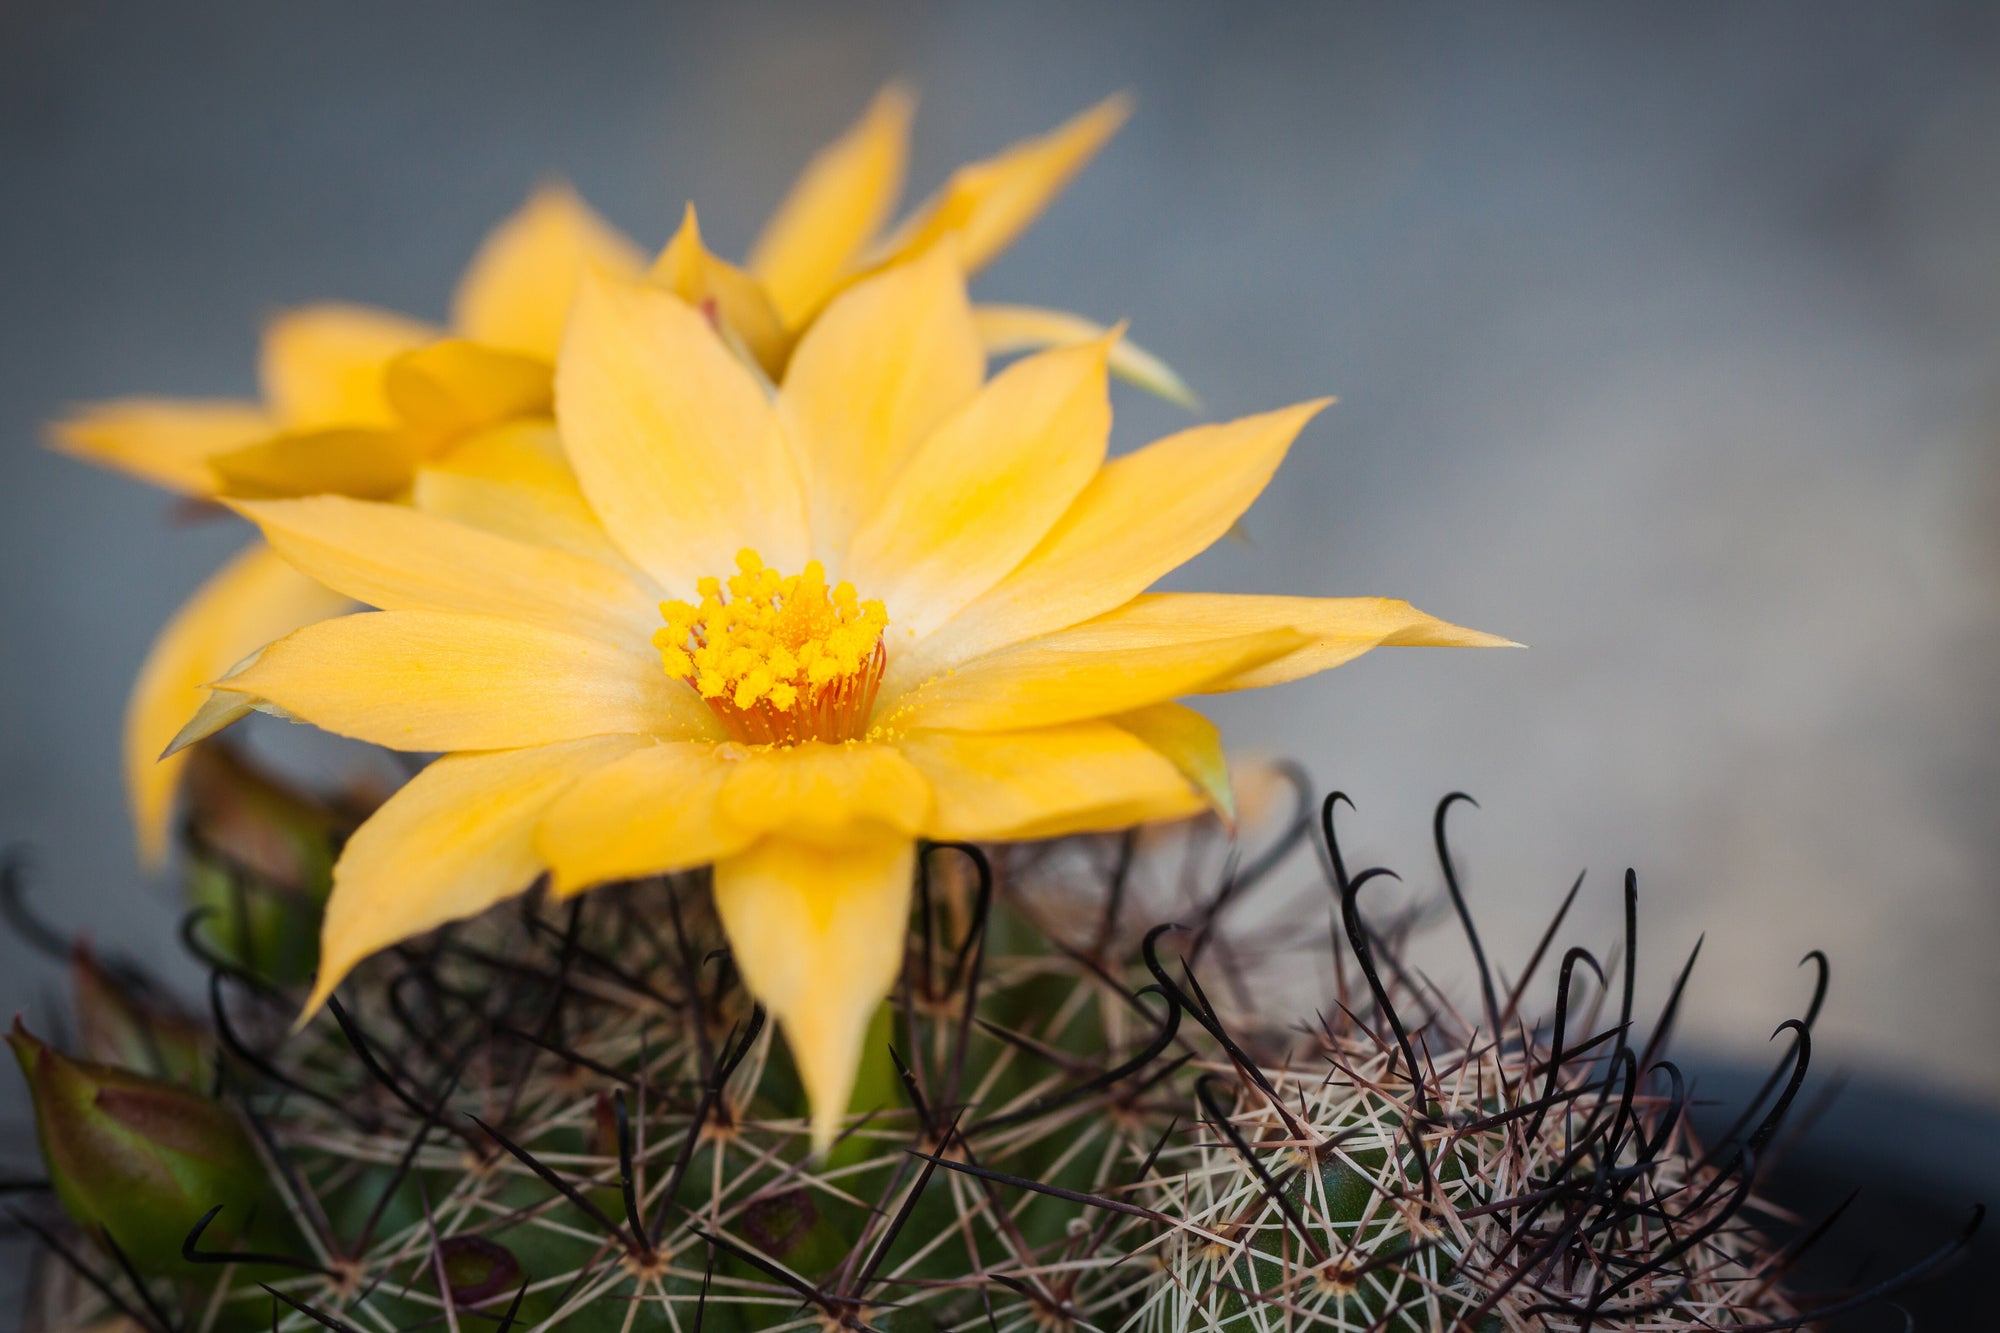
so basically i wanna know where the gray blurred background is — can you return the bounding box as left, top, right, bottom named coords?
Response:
left=4, top=0, right=2000, bottom=1241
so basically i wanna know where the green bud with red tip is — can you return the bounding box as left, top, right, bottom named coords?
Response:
left=7, top=1018, right=271, bottom=1274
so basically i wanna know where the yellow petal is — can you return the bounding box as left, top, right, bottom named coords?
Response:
left=885, top=400, right=1327, bottom=698
left=538, top=742, right=930, bottom=898
left=717, top=742, right=931, bottom=841
left=711, top=832, right=916, bottom=1153
left=536, top=741, right=749, bottom=895
left=49, top=399, right=273, bottom=497
left=777, top=248, right=984, bottom=559
left=451, top=185, right=646, bottom=361
left=216, top=610, right=721, bottom=752
left=1076, top=593, right=1519, bottom=694
left=382, top=338, right=553, bottom=438
left=126, top=543, right=352, bottom=865
left=231, top=495, right=658, bottom=643
left=650, top=205, right=789, bottom=375
left=868, top=94, right=1131, bottom=276
left=882, top=624, right=1306, bottom=733
left=845, top=337, right=1110, bottom=639
left=413, top=421, right=633, bottom=568
left=304, top=735, right=646, bottom=1014
left=973, top=304, right=1196, bottom=409
left=206, top=427, right=427, bottom=501
left=1108, top=701, right=1233, bottom=825
left=260, top=304, right=439, bottom=429
left=748, top=83, right=914, bottom=327
left=160, top=666, right=264, bottom=759
left=556, top=274, right=808, bottom=594
left=897, top=723, right=1203, bottom=841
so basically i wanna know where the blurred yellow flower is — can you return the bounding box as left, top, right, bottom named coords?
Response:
left=199, top=251, right=1511, bottom=1150
left=54, top=89, right=1166, bottom=865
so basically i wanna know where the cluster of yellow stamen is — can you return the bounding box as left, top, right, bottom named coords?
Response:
left=654, top=549, right=889, bottom=745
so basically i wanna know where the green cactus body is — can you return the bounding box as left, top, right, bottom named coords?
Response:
left=12, top=811, right=1834, bottom=1332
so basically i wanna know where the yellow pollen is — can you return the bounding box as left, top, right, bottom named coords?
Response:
left=654, top=548, right=889, bottom=745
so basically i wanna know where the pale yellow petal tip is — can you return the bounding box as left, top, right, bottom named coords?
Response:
left=1070, top=317, right=1194, bottom=410
left=295, top=938, right=360, bottom=1032
left=134, top=803, right=174, bottom=872
left=1073, top=91, right=1137, bottom=144
left=663, top=200, right=704, bottom=248
left=45, top=408, right=108, bottom=457
left=157, top=721, right=208, bottom=763
left=866, top=80, right=918, bottom=130
left=523, top=178, right=584, bottom=208
left=793, top=1031, right=863, bottom=1159
left=159, top=690, right=257, bottom=761
left=1115, top=343, right=1200, bottom=412
left=1394, top=607, right=1523, bottom=651
left=808, top=1103, right=845, bottom=1159
left=46, top=399, right=269, bottom=496
left=973, top=304, right=1199, bottom=410
left=293, top=979, right=336, bottom=1035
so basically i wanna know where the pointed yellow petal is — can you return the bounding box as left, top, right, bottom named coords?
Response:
left=777, top=248, right=983, bottom=559
left=413, top=421, right=633, bottom=568
left=304, top=735, right=645, bottom=1014
left=206, top=427, right=427, bottom=501
left=49, top=399, right=273, bottom=497
left=869, top=94, right=1131, bottom=276
left=215, top=610, right=721, bottom=752
left=126, top=544, right=352, bottom=865
left=1108, top=702, right=1233, bottom=825
left=260, top=304, right=439, bottom=429
left=231, top=496, right=658, bottom=643
left=882, top=625, right=1306, bottom=733
left=845, top=337, right=1110, bottom=640
left=538, top=742, right=930, bottom=898
left=897, top=723, right=1203, bottom=841
left=537, top=741, right=749, bottom=895
left=650, top=205, right=789, bottom=375
left=160, top=670, right=263, bottom=759
left=1077, top=593, right=1519, bottom=694
left=382, top=339, right=553, bottom=438
left=451, top=185, right=645, bottom=361
left=556, top=274, right=808, bottom=594
left=748, top=84, right=914, bottom=326
left=712, top=833, right=916, bottom=1153
left=717, top=742, right=931, bottom=841
left=973, top=304, right=1197, bottom=409
left=885, top=400, right=1328, bottom=698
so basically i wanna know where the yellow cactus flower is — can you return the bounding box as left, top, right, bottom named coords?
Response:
left=54, top=89, right=1157, bottom=865
left=200, top=251, right=1513, bottom=1152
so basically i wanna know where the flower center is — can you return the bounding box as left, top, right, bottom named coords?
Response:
left=654, top=548, right=889, bottom=746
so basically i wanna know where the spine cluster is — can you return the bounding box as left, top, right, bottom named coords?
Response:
left=5, top=760, right=1977, bottom=1332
